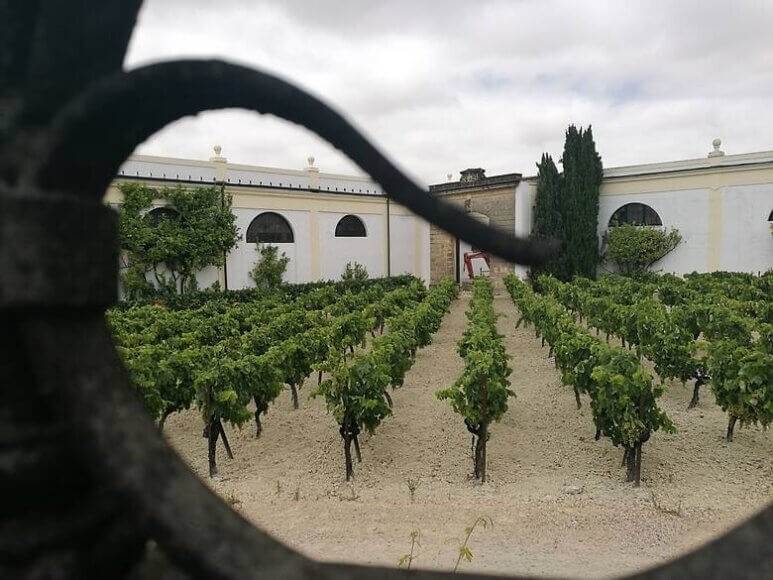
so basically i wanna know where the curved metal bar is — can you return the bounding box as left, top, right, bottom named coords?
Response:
left=27, top=59, right=558, bottom=267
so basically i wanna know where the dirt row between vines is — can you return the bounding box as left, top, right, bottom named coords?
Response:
left=164, top=291, right=772, bottom=579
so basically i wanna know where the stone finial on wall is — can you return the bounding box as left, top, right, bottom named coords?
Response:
left=305, top=154, right=320, bottom=190
left=708, top=138, right=725, bottom=158
left=209, top=145, right=227, bottom=162
left=210, top=145, right=227, bottom=181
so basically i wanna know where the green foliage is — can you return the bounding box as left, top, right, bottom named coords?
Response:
left=110, top=276, right=422, bottom=476
left=249, top=244, right=289, bottom=289
left=707, top=341, right=772, bottom=432
left=398, top=530, right=421, bottom=569
left=603, top=223, right=682, bottom=276
left=117, top=182, right=239, bottom=298
left=531, top=153, right=562, bottom=280
left=536, top=271, right=771, bottom=440
left=437, top=278, right=513, bottom=481
left=313, top=278, right=458, bottom=480
left=532, top=125, right=603, bottom=281
left=342, top=261, right=369, bottom=283
left=452, top=516, right=492, bottom=573
left=504, top=274, right=673, bottom=485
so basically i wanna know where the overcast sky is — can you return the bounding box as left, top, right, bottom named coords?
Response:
left=124, top=0, right=773, bottom=184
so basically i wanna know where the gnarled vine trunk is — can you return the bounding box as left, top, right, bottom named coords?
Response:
left=253, top=397, right=268, bottom=438
left=339, top=419, right=356, bottom=480
left=726, top=415, right=737, bottom=442
left=688, top=377, right=705, bottom=410
left=207, top=416, right=219, bottom=478
left=289, top=382, right=299, bottom=410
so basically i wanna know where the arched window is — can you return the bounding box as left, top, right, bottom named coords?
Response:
left=334, top=215, right=367, bottom=237
left=768, top=209, right=773, bottom=221
left=609, top=202, right=662, bottom=226
left=147, top=206, right=180, bottom=226
left=246, top=212, right=294, bottom=243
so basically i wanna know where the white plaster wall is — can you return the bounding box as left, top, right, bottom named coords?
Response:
left=225, top=169, right=309, bottom=189
left=418, top=219, right=431, bottom=283
left=389, top=215, right=415, bottom=276
left=196, top=265, right=220, bottom=290
left=119, top=159, right=216, bottom=182
left=226, top=208, right=308, bottom=288
left=319, top=212, right=385, bottom=280
left=598, top=189, right=710, bottom=275
left=720, top=184, right=773, bottom=272
left=514, top=180, right=537, bottom=279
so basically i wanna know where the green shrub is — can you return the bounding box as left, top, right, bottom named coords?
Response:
left=342, top=261, right=369, bottom=283
left=250, top=244, right=289, bottom=289
left=603, top=224, right=682, bottom=276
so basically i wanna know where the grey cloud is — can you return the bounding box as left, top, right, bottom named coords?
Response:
left=124, top=0, right=773, bottom=184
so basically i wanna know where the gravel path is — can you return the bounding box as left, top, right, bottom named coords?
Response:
left=163, top=291, right=772, bottom=578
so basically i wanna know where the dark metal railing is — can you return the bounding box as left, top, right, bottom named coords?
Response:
left=1, top=2, right=770, bottom=578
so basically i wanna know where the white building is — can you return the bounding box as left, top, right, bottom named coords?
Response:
left=515, top=140, right=773, bottom=277
left=105, top=147, right=431, bottom=290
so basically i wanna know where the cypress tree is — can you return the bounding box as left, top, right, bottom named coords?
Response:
left=530, top=125, right=603, bottom=281
left=531, top=153, right=562, bottom=279
left=559, top=124, right=603, bottom=280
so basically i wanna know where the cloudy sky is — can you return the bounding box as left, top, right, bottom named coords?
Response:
left=125, top=0, right=773, bottom=184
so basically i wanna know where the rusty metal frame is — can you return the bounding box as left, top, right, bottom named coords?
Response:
left=1, top=2, right=770, bottom=578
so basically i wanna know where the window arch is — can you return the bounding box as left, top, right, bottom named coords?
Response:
left=147, top=206, right=180, bottom=226
left=246, top=212, right=294, bottom=243
left=334, top=214, right=367, bottom=237
left=608, top=202, right=662, bottom=226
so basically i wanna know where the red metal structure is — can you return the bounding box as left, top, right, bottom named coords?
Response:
left=463, top=251, right=491, bottom=279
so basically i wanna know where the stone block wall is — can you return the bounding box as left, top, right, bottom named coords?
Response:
left=429, top=170, right=521, bottom=287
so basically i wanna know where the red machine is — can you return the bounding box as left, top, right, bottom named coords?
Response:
left=463, top=251, right=491, bottom=279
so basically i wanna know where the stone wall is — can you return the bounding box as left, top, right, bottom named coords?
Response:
left=429, top=170, right=521, bottom=287
left=430, top=225, right=456, bottom=282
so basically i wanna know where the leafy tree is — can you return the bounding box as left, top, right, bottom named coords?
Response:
left=602, top=224, right=682, bottom=276
left=249, top=244, right=289, bottom=289
left=342, top=261, right=369, bottom=283
left=117, top=183, right=239, bottom=298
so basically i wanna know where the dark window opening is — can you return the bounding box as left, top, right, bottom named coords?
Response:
left=335, top=215, right=367, bottom=237
left=147, top=207, right=180, bottom=227
left=246, top=212, right=294, bottom=243
left=609, top=202, right=663, bottom=226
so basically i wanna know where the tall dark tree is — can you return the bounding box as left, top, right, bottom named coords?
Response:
left=531, top=125, right=603, bottom=281
left=561, top=125, right=603, bottom=279
left=530, top=153, right=563, bottom=279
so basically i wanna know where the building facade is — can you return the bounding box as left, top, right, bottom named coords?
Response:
left=105, top=147, right=431, bottom=290
left=514, top=140, right=773, bottom=278
left=428, top=168, right=522, bottom=285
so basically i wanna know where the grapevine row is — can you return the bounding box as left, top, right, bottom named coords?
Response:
left=436, top=277, right=514, bottom=482
left=504, top=274, right=674, bottom=486
left=540, top=274, right=772, bottom=441
left=115, top=279, right=428, bottom=476
left=314, top=278, right=459, bottom=480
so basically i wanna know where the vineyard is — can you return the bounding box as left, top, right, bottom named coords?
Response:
left=109, top=272, right=771, bottom=577
left=111, top=275, right=458, bottom=478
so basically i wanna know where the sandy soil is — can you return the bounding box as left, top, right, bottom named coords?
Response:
left=163, top=292, right=772, bottom=578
